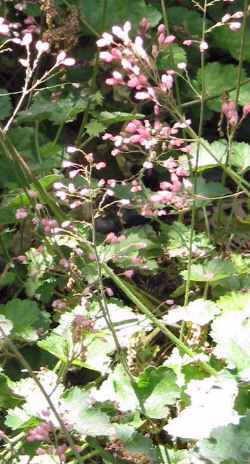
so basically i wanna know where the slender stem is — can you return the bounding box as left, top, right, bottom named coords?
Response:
left=235, top=0, right=249, bottom=106
left=182, top=0, right=207, bottom=339
left=160, top=0, right=181, bottom=108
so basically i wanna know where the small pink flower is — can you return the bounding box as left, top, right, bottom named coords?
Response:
left=183, top=39, right=192, bottom=46
left=96, top=32, right=113, bottom=48
left=21, top=32, right=32, bottom=46
left=56, top=51, right=67, bottom=64
left=243, top=102, right=250, bottom=117
left=35, top=40, right=50, bottom=53
left=229, top=22, right=241, bottom=31
left=16, top=208, right=28, bottom=220
left=100, top=51, right=114, bottom=63
left=62, top=57, right=75, bottom=66
left=123, top=270, right=134, bottom=279
left=0, top=22, right=9, bottom=35
left=106, top=287, right=114, bottom=297
left=95, top=161, right=106, bottom=170
left=199, top=41, right=208, bottom=52
left=105, top=232, right=119, bottom=244
left=140, top=17, right=150, bottom=34
left=135, top=91, right=149, bottom=100
left=164, top=35, right=176, bottom=45
left=177, top=62, right=186, bottom=70
left=67, top=145, right=78, bottom=153
left=232, top=11, right=243, bottom=19
left=222, top=13, right=231, bottom=23
left=143, top=161, right=153, bottom=169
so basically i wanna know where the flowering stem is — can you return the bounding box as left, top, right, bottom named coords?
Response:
left=182, top=0, right=208, bottom=342
left=160, top=0, right=181, bottom=108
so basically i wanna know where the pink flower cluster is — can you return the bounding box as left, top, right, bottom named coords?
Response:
left=103, top=118, right=192, bottom=157
left=222, top=100, right=238, bottom=127
left=26, top=421, right=53, bottom=443
left=149, top=157, right=190, bottom=211
left=97, top=21, right=177, bottom=107
left=221, top=10, right=243, bottom=31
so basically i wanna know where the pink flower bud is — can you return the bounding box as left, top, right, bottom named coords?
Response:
left=183, top=39, right=192, bottom=46
left=123, top=270, right=134, bottom=279
left=35, top=40, right=50, bottom=53
left=100, top=51, right=114, bottom=63
left=96, top=32, right=113, bottom=47
left=16, top=208, right=28, bottom=220
left=56, top=51, right=66, bottom=63
left=243, top=102, right=250, bottom=117
left=0, top=23, right=9, bottom=35
left=222, top=13, right=231, bottom=23
left=62, top=57, right=75, bottom=66
left=199, top=41, right=208, bottom=52
left=229, top=22, right=241, bottom=31
left=95, top=161, right=106, bottom=170
left=164, top=35, right=176, bottom=45
left=21, top=33, right=32, bottom=46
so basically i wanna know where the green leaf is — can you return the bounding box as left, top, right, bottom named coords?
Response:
left=195, top=177, right=231, bottom=203
left=157, top=44, right=187, bottom=71
left=0, top=87, right=12, bottom=120
left=230, top=142, right=250, bottom=172
left=5, top=408, right=39, bottom=431
left=182, top=259, right=236, bottom=283
left=0, top=374, right=22, bottom=409
left=115, top=425, right=157, bottom=462
left=0, top=299, right=48, bottom=340
left=230, top=81, right=250, bottom=106
left=136, top=367, right=180, bottom=419
left=85, top=120, right=106, bottom=137
left=217, top=292, right=250, bottom=313
left=167, top=7, right=204, bottom=37
left=92, top=365, right=139, bottom=411
left=62, top=387, right=114, bottom=436
left=18, top=96, right=87, bottom=125
left=78, top=0, right=161, bottom=34
left=160, top=221, right=214, bottom=258
left=189, top=139, right=227, bottom=169
left=0, top=206, right=17, bottom=225
left=100, top=111, right=145, bottom=125
left=197, top=63, right=244, bottom=112
left=197, top=413, right=250, bottom=464
left=211, top=299, right=250, bottom=378
left=97, top=225, right=158, bottom=270
left=212, top=26, right=250, bottom=62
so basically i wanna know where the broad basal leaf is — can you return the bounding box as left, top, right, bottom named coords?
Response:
left=212, top=26, right=250, bottom=62
left=136, top=366, right=180, bottom=419
left=78, top=0, right=161, bottom=34
left=182, top=259, right=236, bottom=283
left=157, top=44, right=187, bottom=71
left=62, top=387, right=114, bottom=437
left=197, top=63, right=246, bottom=112
left=197, top=413, right=250, bottom=464
left=189, top=139, right=227, bottom=169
